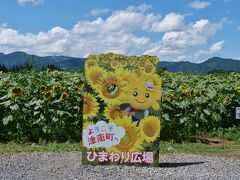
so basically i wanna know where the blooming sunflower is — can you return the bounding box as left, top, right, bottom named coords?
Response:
left=85, top=66, right=107, bottom=90
left=144, top=63, right=156, bottom=74
left=127, top=56, right=135, bottom=66
left=110, top=60, right=119, bottom=69
left=120, top=60, right=128, bottom=67
left=95, top=72, right=127, bottom=105
left=189, top=89, right=196, bottom=97
left=200, top=89, right=207, bottom=96
left=60, top=92, right=69, bottom=101
left=52, top=85, right=62, bottom=91
left=40, top=85, right=47, bottom=92
left=150, top=56, right=159, bottom=65
left=139, top=116, right=160, bottom=143
left=74, top=85, right=83, bottom=93
left=223, top=98, right=231, bottom=105
left=83, top=93, right=99, bottom=120
left=110, top=116, right=143, bottom=153
left=87, top=55, right=99, bottom=62
left=44, top=92, right=53, bottom=100
left=107, top=52, right=116, bottom=60
left=104, top=105, right=126, bottom=122
left=114, top=68, right=134, bottom=83
left=236, top=86, right=240, bottom=94
left=180, top=83, right=188, bottom=89
left=85, top=58, right=97, bottom=70
left=138, top=58, right=146, bottom=69
left=9, top=87, right=23, bottom=98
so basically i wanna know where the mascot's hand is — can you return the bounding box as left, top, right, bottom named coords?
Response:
left=152, top=101, right=160, bottom=111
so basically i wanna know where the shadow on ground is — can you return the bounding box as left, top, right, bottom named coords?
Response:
left=158, top=161, right=205, bottom=168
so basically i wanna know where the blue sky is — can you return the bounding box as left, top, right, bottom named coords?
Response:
left=0, top=0, right=239, bottom=62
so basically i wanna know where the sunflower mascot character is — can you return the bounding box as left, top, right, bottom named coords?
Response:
left=120, top=74, right=161, bottom=126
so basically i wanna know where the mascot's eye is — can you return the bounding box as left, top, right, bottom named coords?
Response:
left=145, top=93, right=150, bottom=98
left=133, top=91, right=138, bottom=96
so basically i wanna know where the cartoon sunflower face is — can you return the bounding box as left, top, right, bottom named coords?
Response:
left=127, top=75, right=161, bottom=110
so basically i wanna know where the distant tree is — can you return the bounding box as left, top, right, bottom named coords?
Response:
left=0, top=64, right=7, bottom=72
left=42, top=64, right=59, bottom=71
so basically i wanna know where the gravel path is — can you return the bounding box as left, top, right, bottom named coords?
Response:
left=1, top=152, right=240, bottom=179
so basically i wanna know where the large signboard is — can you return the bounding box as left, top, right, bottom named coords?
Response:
left=82, top=53, right=162, bottom=166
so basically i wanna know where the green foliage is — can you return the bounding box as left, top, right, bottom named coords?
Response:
left=0, top=69, right=84, bottom=143
left=160, top=71, right=240, bottom=141
left=1, top=69, right=240, bottom=143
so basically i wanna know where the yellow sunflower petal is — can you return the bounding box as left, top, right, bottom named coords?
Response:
left=85, top=66, right=107, bottom=90
left=83, top=93, right=99, bottom=120
left=109, top=116, right=143, bottom=153
left=139, top=116, right=160, bottom=143
left=104, top=105, right=126, bottom=122
left=95, top=72, right=127, bottom=105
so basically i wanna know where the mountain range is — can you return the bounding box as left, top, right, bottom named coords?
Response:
left=0, top=52, right=240, bottom=73
left=0, top=52, right=85, bottom=70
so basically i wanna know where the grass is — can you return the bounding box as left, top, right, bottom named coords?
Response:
left=0, top=142, right=82, bottom=154
left=1, top=140, right=240, bottom=156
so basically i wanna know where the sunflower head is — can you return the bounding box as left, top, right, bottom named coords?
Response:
left=9, top=87, right=23, bottom=98
left=52, top=85, right=62, bottom=91
left=74, top=86, right=82, bottom=93
left=96, top=72, right=127, bottom=105
left=60, top=92, right=69, bottom=101
left=236, top=86, right=240, bottom=94
left=83, top=93, right=99, bottom=120
left=127, top=56, right=135, bottom=66
left=44, top=92, right=52, bottom=100
left=150, top=56, right=159, bottom=65
left=87, top=55, right=99, bottom=62
left=111, top=116, right=143, bottom=153
left=104, top=105, right=126, bottom=121
left=190, top=89, right=196, bottom=97
left=120, top=60, right=128, bottom=67
left=144, top=63, right=156, bottom=74
left=40, top=85, right=47, bottom=92
left=180, top=83, right=188, bottom=89
left=139, top=116, right=160, bottom=143
left=138, top=58, right=146, bottom=69
left=114, top=68, right=133, bottom=83
left=107, top=52, right=116, bottom=59
left=85, top=58, right=97, bottom=70
left=223, top=98, right=231, bottom=105
left=86, top=66, right=107, bottom=90
left=200, top=89, right=207, bottom=96
left=110, top=60, right=119, bottom=69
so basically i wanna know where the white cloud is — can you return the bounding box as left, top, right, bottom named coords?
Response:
left=151, top=12, right=185, bottom=32
left=195, top=40, right=225, bottom=57
left=17, top=0, right=43, bottom=6
left=161, top=19, right=222, bottom=48
left=188, top=0, right=211, bottom=9
left=126, top=4, right=152, bottom=12
left=0, top=6, right=155, bottom=57
left=0, top=4, right=223, bottom=62
left=90, top=8, right=111, bottom=16
left=209, top=40, right=225, bottom=53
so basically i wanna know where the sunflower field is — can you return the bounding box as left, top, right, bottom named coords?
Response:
left=161, top=71, right=240, bottom=141
left=0, top=56, right=240, bottom=143
left=0, top=70, right=84, bottom=142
